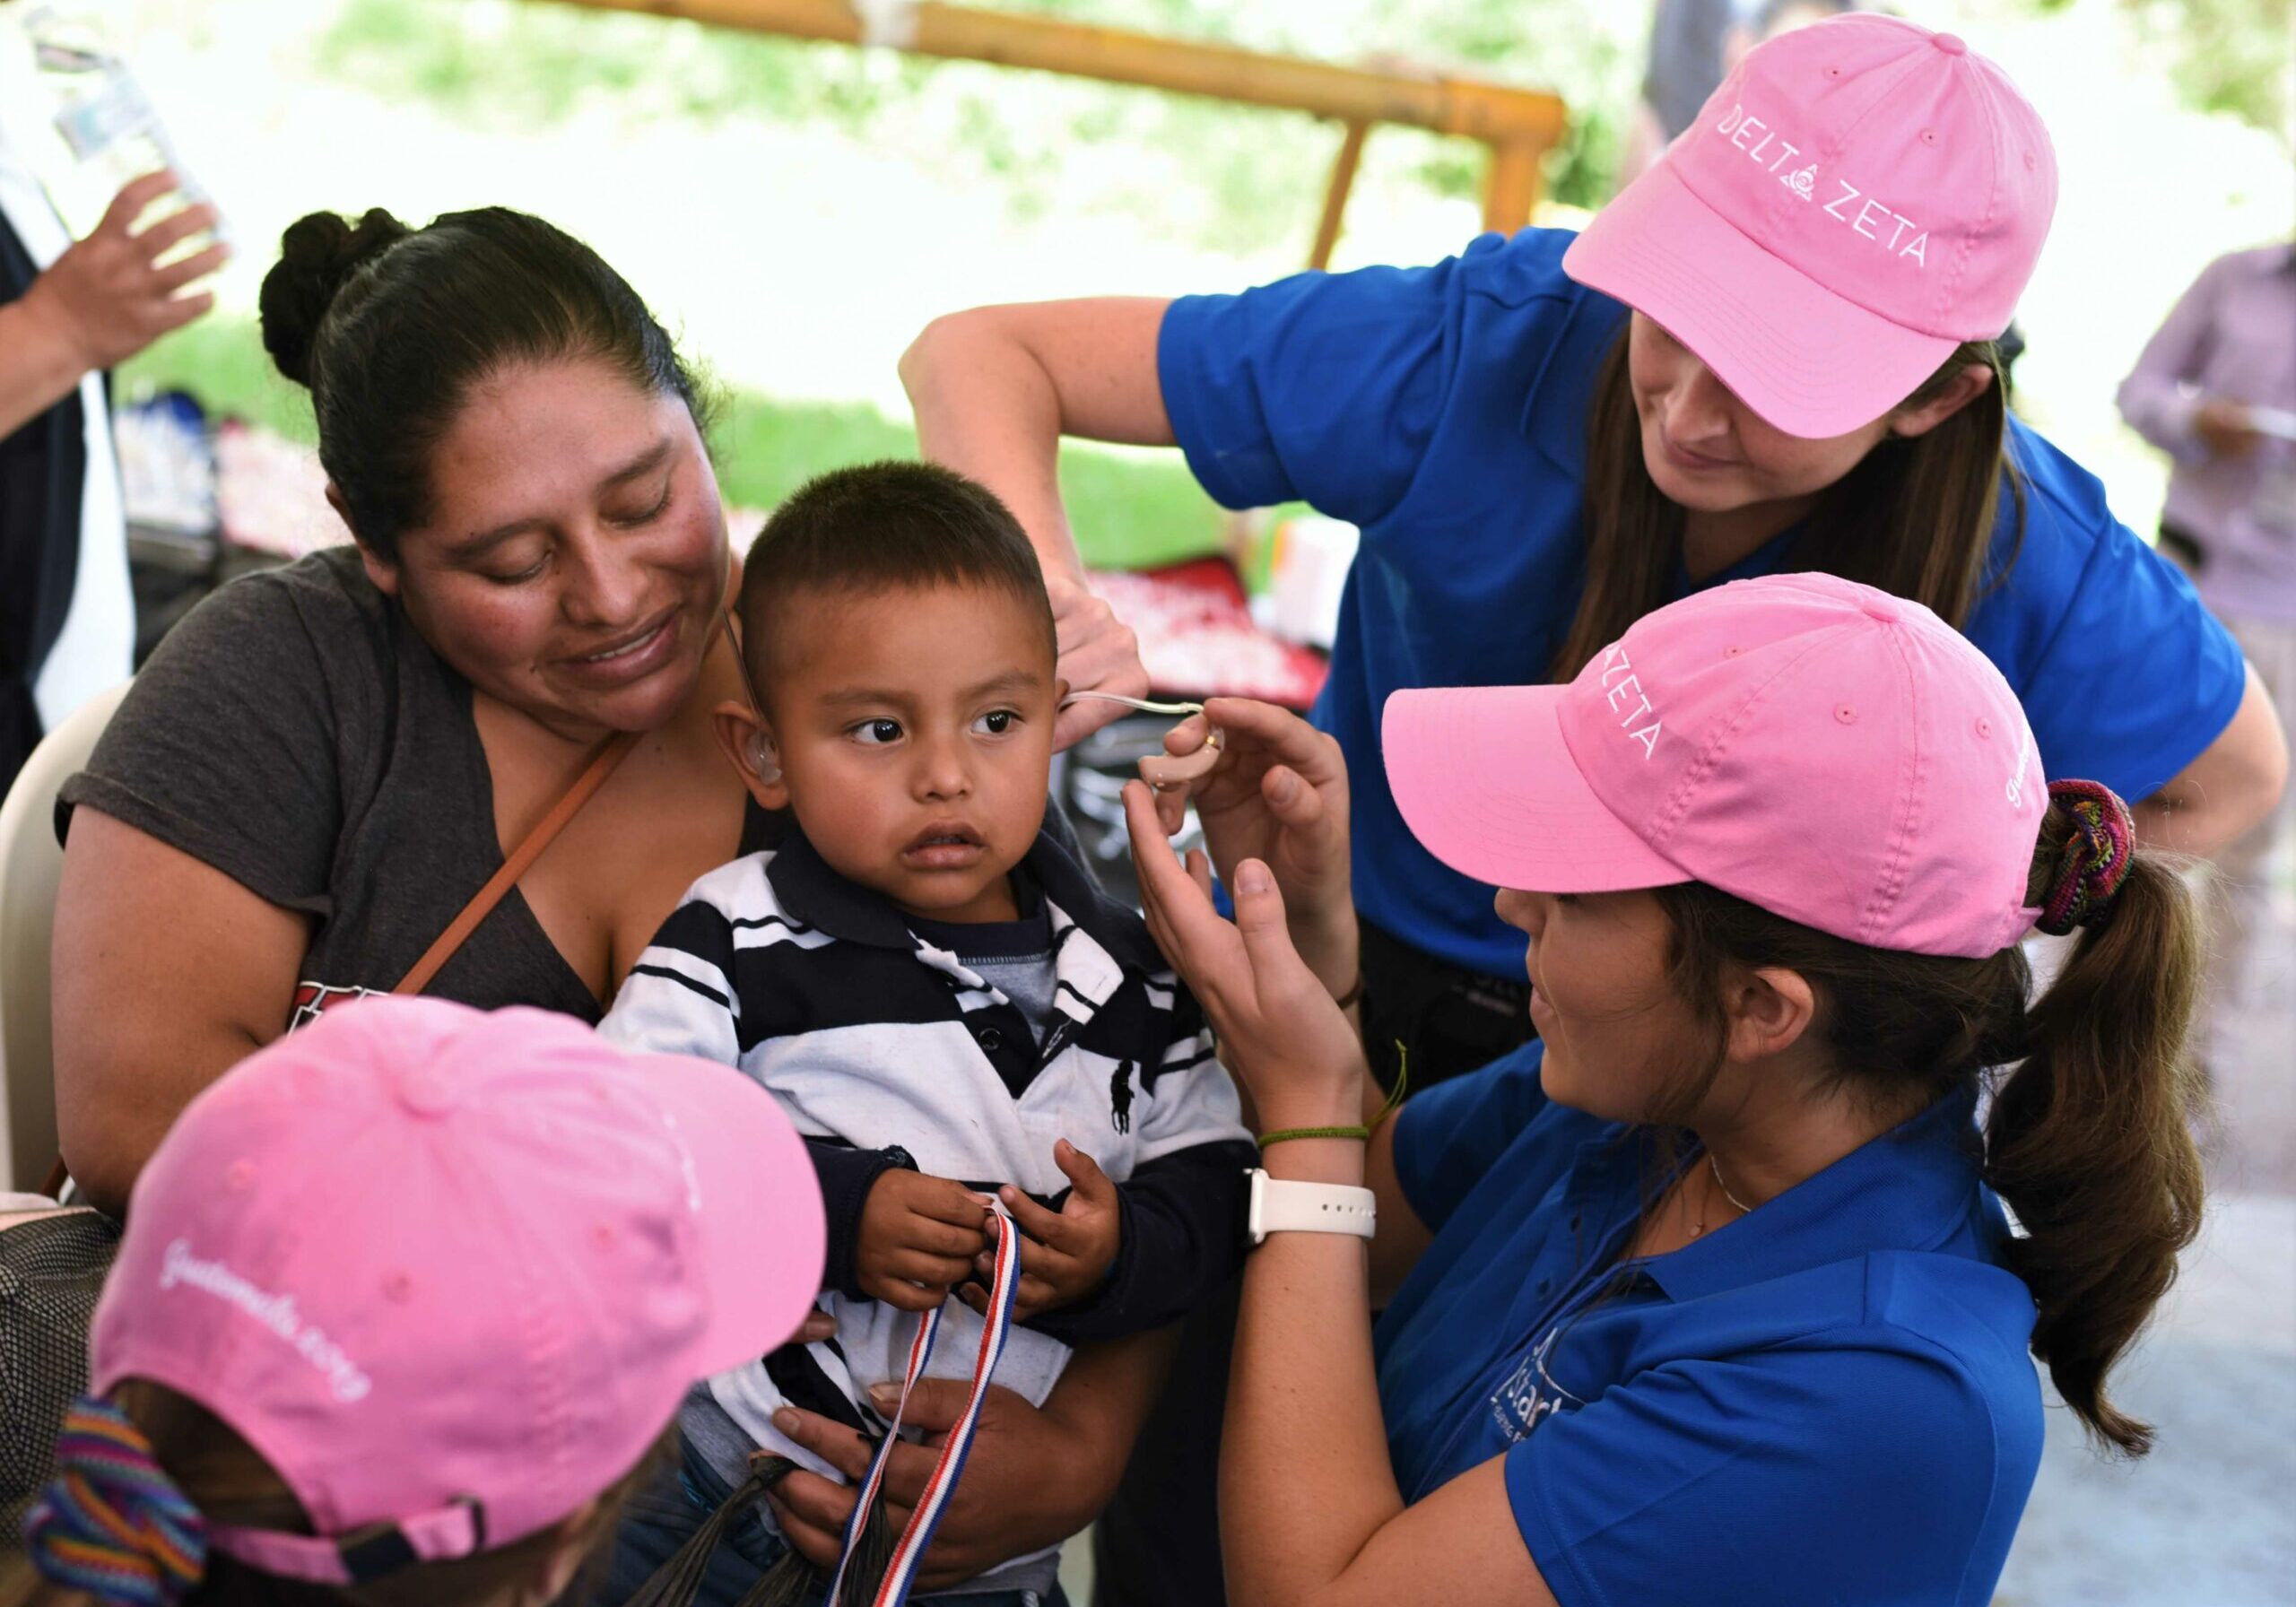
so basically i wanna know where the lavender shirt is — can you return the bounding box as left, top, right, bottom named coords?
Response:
left=2118, top=243, right=2296, bottom=623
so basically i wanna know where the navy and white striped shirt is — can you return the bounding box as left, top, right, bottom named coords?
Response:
left=602, top=828, right=1254, bottom=1534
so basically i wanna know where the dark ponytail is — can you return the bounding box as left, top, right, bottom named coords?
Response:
left=1987, top=795, right=2205, bottom=1456
left=256, top=206, right=709, bottom=562
left=1651, top=786, right=2204, bottom=1459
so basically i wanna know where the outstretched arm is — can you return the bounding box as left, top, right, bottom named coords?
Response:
left=900, top=298, right=1173, bottom=747
left=1121, top=793, right=1545, bottom=1606
left=2138, top=663, right=2287, bottom=856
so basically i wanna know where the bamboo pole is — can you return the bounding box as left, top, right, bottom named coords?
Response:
left=543, top=0, right=1568, bottom=237
left=1309, top=120, right=1370, bottom=272
left=1480, top=137, right=1544, bottom=236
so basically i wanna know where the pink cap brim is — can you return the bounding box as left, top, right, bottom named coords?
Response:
left=1383, top=686, right=1690, bottom=894
left=1563, top=160, right=1958, bottom=439
left=639, top=1054, right=827, bottom=1377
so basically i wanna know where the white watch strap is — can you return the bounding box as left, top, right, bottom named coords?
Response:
left=1247, top=1168, right=1377, bottom=1246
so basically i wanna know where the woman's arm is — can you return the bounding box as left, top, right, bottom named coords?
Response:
left=50, top=810, right=308, bottom=1215
left=1121, top=810, right=1541, bottom=1604
left=762, top=1325, right=1178, bottom=1590
left=1226, top=1138, right=1554, bottom=1607
left=900, top=298, right=1173, bottom=748
left=2137, top=661, right=2288, bottom=855
left=2113, top=257, right=2223, bottom=461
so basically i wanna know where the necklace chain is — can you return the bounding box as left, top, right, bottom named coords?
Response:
left=1708, top=1152, right=1754, bottom=1216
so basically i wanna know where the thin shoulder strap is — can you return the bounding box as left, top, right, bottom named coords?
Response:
left=393, top=730, right=640, bottom=996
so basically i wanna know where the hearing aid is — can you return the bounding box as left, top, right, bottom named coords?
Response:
left=1059, top=691, right=1227, bottom=792
left=1137, top=729, right=1223, bottom=792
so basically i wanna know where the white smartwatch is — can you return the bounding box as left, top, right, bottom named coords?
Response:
left=1245, top=1168, right=1377, bottom=1247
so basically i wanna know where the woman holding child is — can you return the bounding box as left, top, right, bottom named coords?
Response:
left=46, top=208, right=1142, bottom=1599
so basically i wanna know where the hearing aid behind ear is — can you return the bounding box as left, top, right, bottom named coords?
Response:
left=749, top=733, right=782, bottom=785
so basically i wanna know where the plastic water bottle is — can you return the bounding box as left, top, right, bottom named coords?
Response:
left=7, top=4, right=223, bottom=253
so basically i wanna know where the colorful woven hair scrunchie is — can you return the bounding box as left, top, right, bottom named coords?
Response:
left=22, top=1396, right=207, bottom=1606
left=2036, top=778, right=2136, bottom=936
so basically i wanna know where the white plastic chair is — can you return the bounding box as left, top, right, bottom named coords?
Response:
left=0, top=682, right=129, bottom=1193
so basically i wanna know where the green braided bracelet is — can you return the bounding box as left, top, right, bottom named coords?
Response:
left=1257, top=1125, right=1371, bottom=1147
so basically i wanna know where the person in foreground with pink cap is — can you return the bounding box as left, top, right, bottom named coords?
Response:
left=1122, top=572, right=2205, bottom=1606
left=3, top=996, right=827, bottom=1607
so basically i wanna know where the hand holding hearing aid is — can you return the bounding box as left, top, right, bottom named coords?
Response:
left=1140, top=699, right=1358, bottom=976
left=1138, top=725, right=1223, bottom=795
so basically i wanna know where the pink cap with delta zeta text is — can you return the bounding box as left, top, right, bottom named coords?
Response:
left=1383, top=573, right=2048, bottom=960
left=1564, top=13, right=2057, bottom=439
left=88, top=997, right=826, bottom=1585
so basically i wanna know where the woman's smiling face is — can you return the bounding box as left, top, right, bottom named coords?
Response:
left=1626, top=312, right=1898, bottom=517
left=1493, top=885, right=1709, bottom=1123
left=357, top=357, right=730, bottom=743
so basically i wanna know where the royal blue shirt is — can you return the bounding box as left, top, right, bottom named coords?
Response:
left=1159, top=228, right=2249, bottom=979
left=1377, top=1042, right=2045, bottom=1607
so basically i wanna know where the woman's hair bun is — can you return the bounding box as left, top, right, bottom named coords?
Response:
left=257, top=207, right=409, bottom=389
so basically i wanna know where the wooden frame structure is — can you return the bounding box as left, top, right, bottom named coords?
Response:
left=542, top=0, right=1569, bottom=268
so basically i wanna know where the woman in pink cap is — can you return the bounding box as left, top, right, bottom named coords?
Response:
left=4, top=996, right=825, bottom=1607
left=903, top=13, right=2283, bottom=1109
left=1123, top=572, right=2205, bottom=1607
left=913, top=21, right=2274, bottom=1594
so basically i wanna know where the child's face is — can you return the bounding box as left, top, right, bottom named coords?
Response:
left=743, top=581, right=1058, bottom=922
left=1492, top=886, right=1709, bottom=1123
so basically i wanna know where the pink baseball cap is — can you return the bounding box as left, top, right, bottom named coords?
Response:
left=1384, top=573, right=2046, bottom=959
left=88, top=997, right=825, bottom=1585
left=1564, top=13, right=2057, bottom=439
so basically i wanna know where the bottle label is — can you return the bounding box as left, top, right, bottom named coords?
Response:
left=52, top=69, right=153, bottom=161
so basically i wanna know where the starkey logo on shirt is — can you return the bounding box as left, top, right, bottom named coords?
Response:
left=160, top=1238, right=373, bottom=1403
left=1489, top=1325, right=1584, bottom=1444
left=1711, top=102, right=1935, bottom=267
left=1596, top=642, right=1664, bottom=760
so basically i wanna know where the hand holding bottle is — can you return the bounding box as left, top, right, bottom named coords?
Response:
left=22, top=169, right=225, bottom=372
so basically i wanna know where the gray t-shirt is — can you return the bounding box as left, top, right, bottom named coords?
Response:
left=60, top=547, right=611, bottom=1029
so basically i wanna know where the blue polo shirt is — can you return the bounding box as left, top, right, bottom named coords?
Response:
left=1159, top=228, right=2248, bottom=980
left=1375, top=1042, right=2044, bottom=1607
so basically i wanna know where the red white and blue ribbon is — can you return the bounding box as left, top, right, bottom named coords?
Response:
left=826, top=1210, right=1022, bottom=1607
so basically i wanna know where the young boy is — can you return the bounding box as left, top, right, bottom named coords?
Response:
left=600, top=461, right=1254, bottom=1595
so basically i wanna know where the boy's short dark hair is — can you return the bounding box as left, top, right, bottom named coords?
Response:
left=736, top=461, right=1056, bottom=690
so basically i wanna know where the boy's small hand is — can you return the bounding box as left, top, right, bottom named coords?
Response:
left=856, top=1170, right=995, bottom=1312
left=971, top=1141, right=1120, bottom=1324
